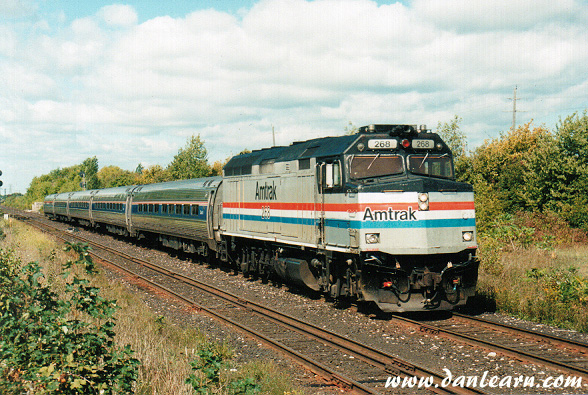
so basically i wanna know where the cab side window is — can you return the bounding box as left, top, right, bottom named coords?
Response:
left=319, top=160, right=342, bottom=190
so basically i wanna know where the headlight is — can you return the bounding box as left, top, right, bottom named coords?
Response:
left=462, top=231, right=474, bottom=242
left=365, top=233, right=380, bottom=244
left=418, top=193, right=429, bottom=211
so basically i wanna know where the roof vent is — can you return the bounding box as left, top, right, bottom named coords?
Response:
left=358, top=124, right=418, bottom=136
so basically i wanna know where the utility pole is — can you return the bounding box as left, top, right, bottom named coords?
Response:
left=507, top=86, right=525, bottom=131
left=272, top=125, right=276, bottom=147
left=511, top=86, right=517, bottom=131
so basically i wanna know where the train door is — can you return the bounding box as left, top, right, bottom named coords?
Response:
left=316, top=163, right=326, bottom=246
left=125, top=186, right=139, bottom=234
left=89, top=192, right=95, bottom=226
left=66, top=192, right=73, bottom=220
left=208, top=182, right=223, bottom=243
left=316, top=160, right=343, bottom=247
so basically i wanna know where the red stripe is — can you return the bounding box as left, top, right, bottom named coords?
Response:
left=325, top=203, right=417, bottom=212
left=430, top=201, right=475, bottom=210
left=223, top=202, right=318, bottom=210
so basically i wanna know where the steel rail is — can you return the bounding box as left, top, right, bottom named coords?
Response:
left=390, top=314, right=588, bottom=381
left=452, top=312, right=588, bottom=355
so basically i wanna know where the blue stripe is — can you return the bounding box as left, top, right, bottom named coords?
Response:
left=130, top=205, right=208, bottom=220
left=327, top=218, right=476, bottom=229
left=223, top=213, right=316, bottom=226
left=223, top=214, right=475, bottom=229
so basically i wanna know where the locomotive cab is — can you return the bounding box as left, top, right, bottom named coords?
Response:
left=332, top=125, right=478, bottom=311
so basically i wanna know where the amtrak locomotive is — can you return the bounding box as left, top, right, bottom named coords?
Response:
left=44, top=124, right=478, bottom=312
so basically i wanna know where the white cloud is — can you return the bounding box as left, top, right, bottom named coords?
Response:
left=412, top=0, right=587, bottom=32
left=98, top=5, right=138, bottom=27
left=1, top=0, right=588, bottom=193
left=0, top=0, right=36, bottom=18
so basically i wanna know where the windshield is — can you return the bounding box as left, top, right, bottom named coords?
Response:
left=407, top=155, right=454, bottom=179
left=349, top=155, right=404, bottom=179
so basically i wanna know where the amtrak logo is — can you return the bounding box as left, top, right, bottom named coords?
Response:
left=363, top=207, right=417, bottom=221
left=255, top=181, right=277, bottom=200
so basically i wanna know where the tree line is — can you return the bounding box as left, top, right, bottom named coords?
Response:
left=439, top=110, right=588, bottom=232
left=11, top=135, right=229, bottom=209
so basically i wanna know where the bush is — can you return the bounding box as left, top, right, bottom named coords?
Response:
left=527, top=266, right=588, bottom=306
left=0, top=243, right=139, bottom=394
left=186, top=343, right=260, bottom=395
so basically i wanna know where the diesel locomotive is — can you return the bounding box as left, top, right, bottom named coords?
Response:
left=44, top=124, right=478, bottom=312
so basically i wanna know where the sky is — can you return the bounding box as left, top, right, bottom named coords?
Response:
left=1, top=0, right=588, bottom=194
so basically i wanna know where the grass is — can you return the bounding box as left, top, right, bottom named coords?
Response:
left=0, top=219, right=301, bottom=394
left=475, top=213, right=588, bottom=333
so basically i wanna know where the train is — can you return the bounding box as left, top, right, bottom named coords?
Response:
left=44, top=124, right=479, bottom=312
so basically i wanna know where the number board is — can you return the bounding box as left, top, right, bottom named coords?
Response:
left=368, top=139, right=398, bottom=149
left=412, top=139, right=435, bottom=149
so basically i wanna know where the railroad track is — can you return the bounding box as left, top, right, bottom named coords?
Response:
left=390, top=309, right=588, bottom=382
left=10, top=210, right=485, bottom=395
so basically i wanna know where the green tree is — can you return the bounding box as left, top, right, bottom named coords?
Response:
left=210, top=155, right=235, bottom=177
left=167, top=135, right=211, bottom=180
left=81, top=157, right=100, bottom=190
left=437, top=116, right=470, bottom=182
left=545, top=111, right=588, bottom=228
left=17, top=165, right=84, bottom=209
left=210, top=161, right=224, bottom=177
left=97, top=166, right=135, bottom=188
left=469, top=122, right=552, bottom=231
left=137, top=165, right=170, bottom=185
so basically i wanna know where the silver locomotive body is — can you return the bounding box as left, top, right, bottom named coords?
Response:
left=222, top=124, right=478, bottom=311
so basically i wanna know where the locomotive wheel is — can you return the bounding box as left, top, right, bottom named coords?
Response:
left=240, top=247, right=250, bottom=277
left=249, top=249, right=259, bottom=280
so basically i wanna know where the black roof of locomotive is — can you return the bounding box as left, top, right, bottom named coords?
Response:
left=223, top=124, right=428, bottom=176
left=224, top=134, right=357, bottom=175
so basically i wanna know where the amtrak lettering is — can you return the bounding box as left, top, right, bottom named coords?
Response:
left=363, top=207, right=417, bottom=221
left=255, top=181, right=277, bottom=200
